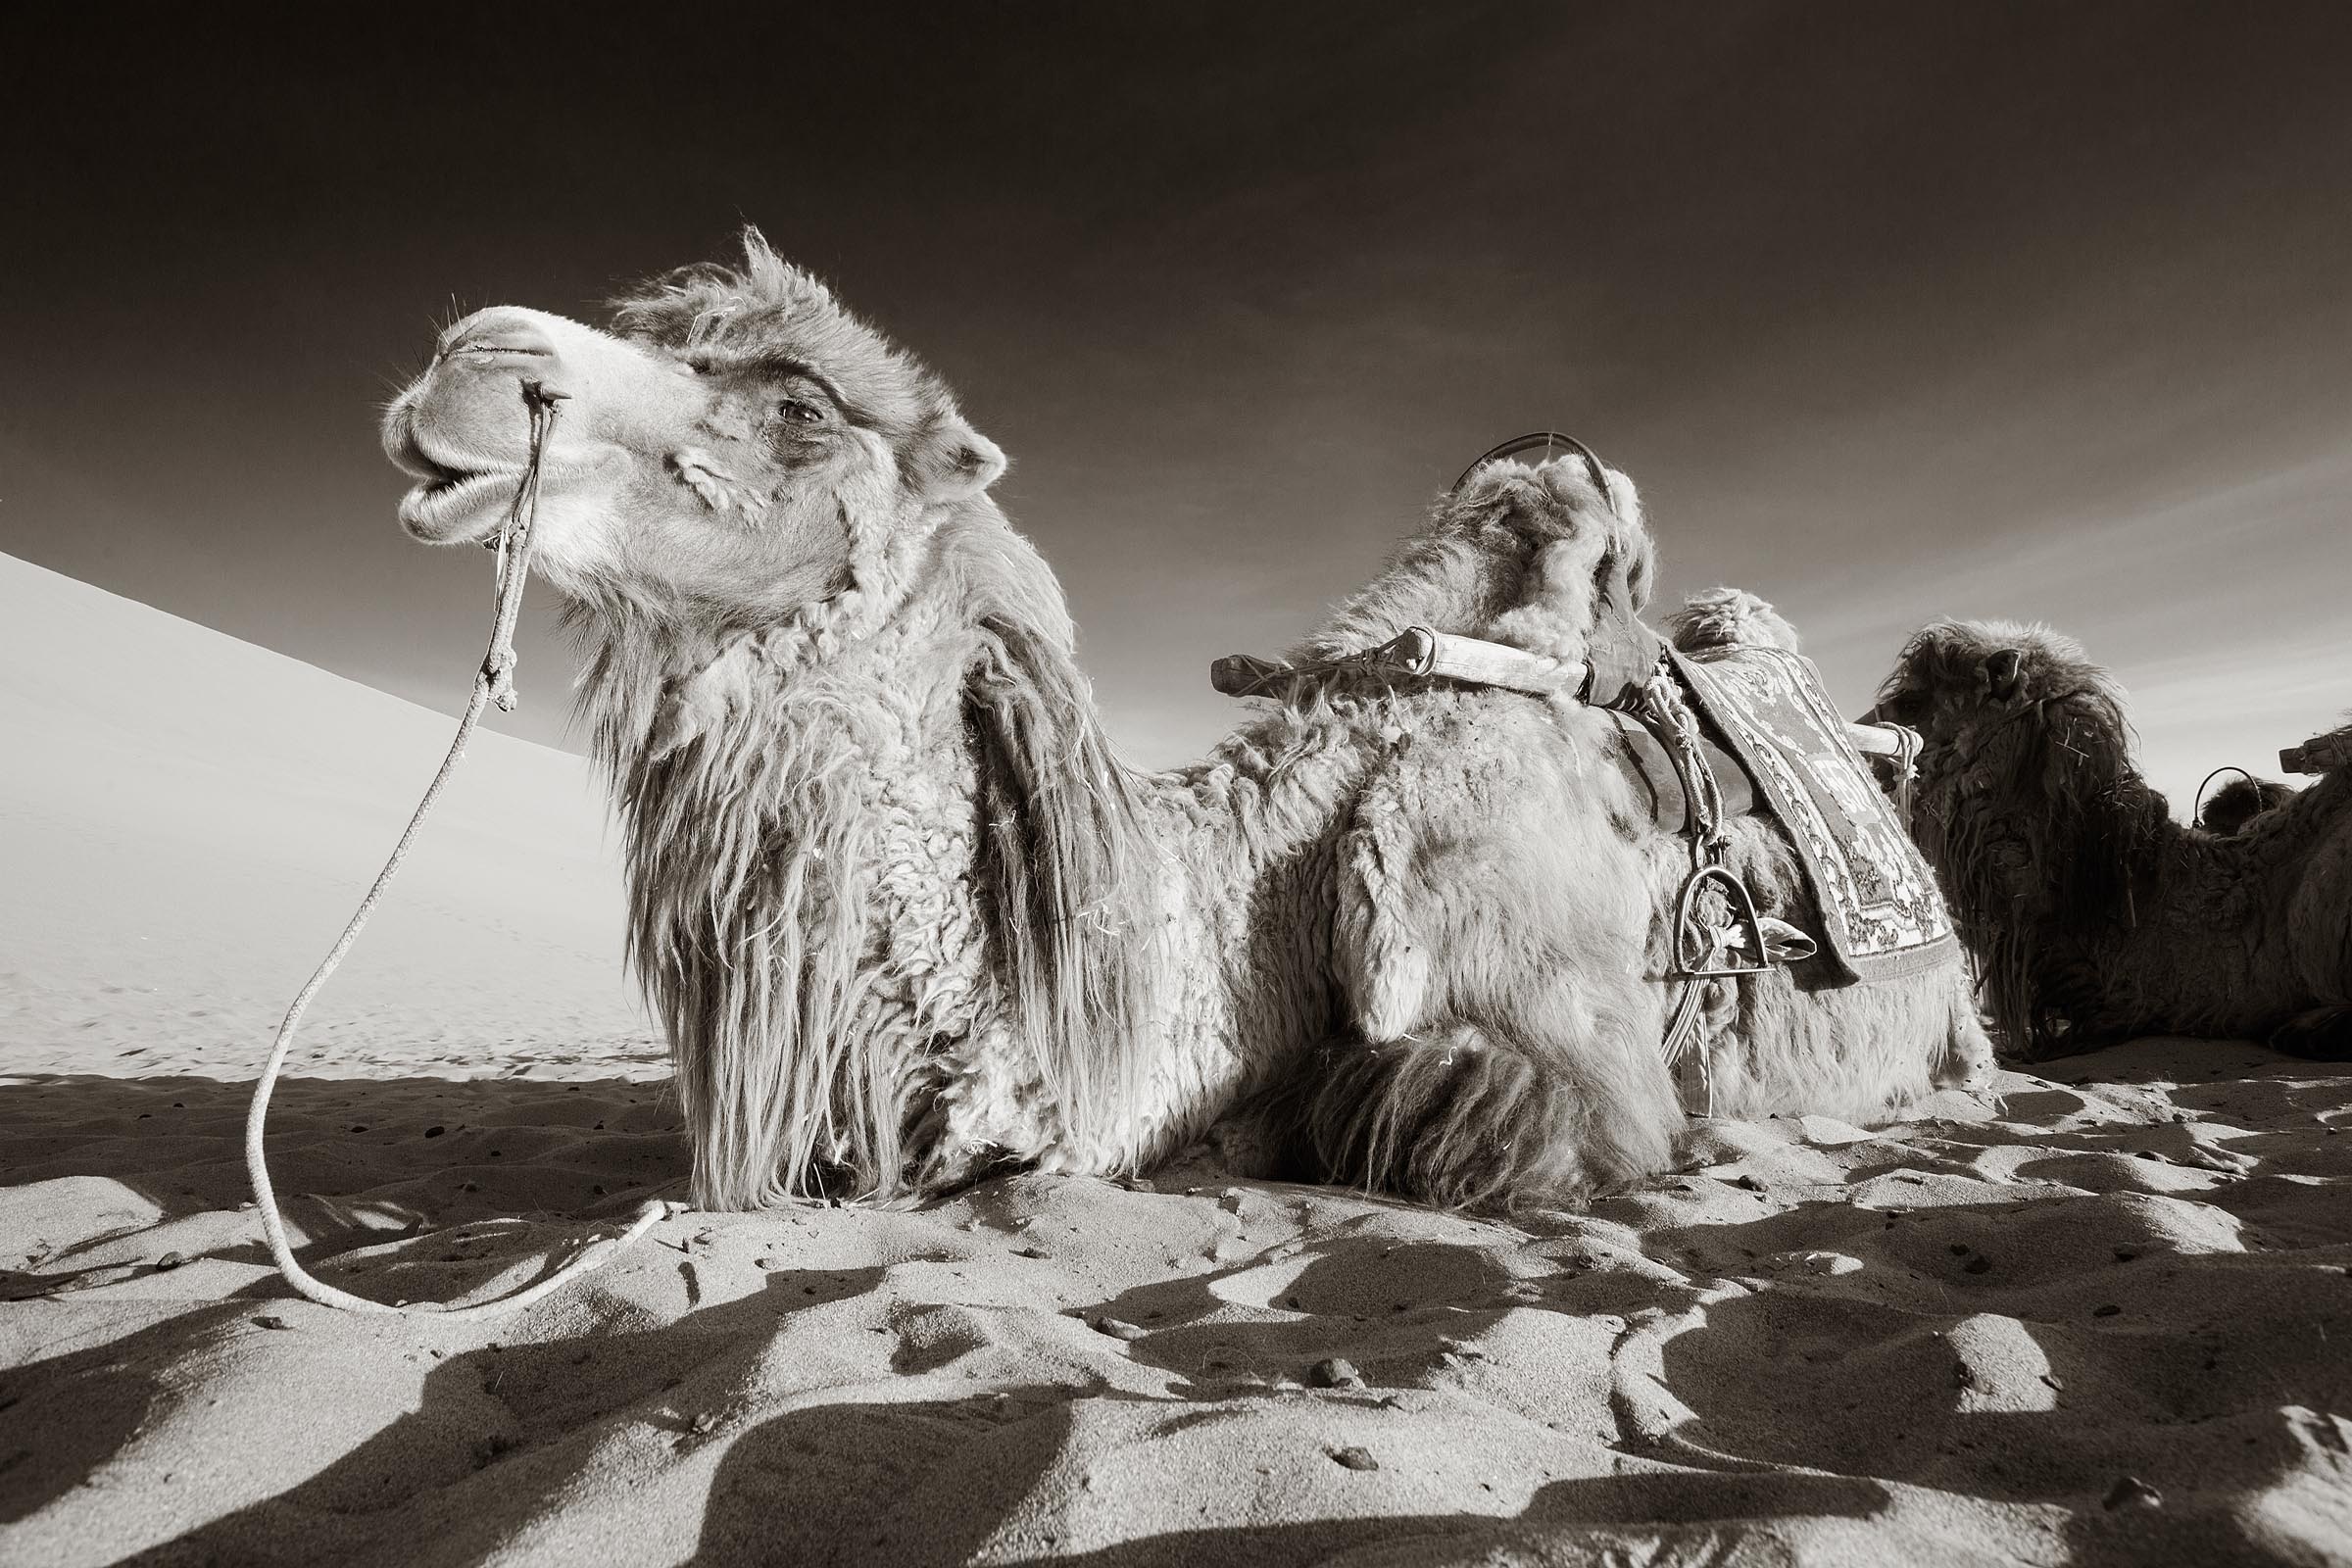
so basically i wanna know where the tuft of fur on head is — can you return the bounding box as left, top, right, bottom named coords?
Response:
left=1301, top=454, right=1652, bottom=664
left=612, top=227, right=1005, bottom=509
left=1877, top=618, right=2165, bottom=1054
left=1665, top=587, right=1802, bottom=656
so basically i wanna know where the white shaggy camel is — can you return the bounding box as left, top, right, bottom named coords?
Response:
left=1872, top=619, right=2352, bottom=1060
left=383, top=232, right=1989, bottom=1211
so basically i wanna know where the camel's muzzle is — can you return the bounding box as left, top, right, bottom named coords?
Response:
left=384, top=305, right=706, bottom=556
left=386, top=311, right=584, bottom=545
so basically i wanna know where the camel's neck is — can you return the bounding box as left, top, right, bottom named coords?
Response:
left=1923, top=716, right=2171, bottom=904
left=1919, top=704, right=2178, bottom=1048
left=578, top=591, right=998, bottom=1206
left=569, top=546, right=1352, bottom=1206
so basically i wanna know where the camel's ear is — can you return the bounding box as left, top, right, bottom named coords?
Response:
left=1984, top=648, right=2025, bottom=701
left=906, top=416, right=1006, bottom=503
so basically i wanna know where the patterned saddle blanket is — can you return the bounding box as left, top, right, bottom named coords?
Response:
left=1669, top=644, right=1958, bottom=984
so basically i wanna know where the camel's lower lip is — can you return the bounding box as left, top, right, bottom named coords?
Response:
left=398, top=469, right=525, bottom=543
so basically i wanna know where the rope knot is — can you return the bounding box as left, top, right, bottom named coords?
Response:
left=483, top=651, right=520, bottom=712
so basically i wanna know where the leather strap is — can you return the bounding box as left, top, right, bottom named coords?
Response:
left=1603, top=710, right=1755, bottom=834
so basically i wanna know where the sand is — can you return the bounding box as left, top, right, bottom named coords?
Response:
left=5, top=553, right=2350, bottom=1567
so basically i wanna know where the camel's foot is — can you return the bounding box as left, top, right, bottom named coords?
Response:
left=1935, top=1013, right=1999, bottom=1092
left=2270, top=1006, right=2352, bottom=1063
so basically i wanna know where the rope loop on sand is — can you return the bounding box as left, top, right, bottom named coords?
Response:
left=245, top=382, right=681, bottom=1320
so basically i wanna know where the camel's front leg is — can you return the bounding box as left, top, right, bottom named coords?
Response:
left=1310, top=737, right=1685, bottom=1209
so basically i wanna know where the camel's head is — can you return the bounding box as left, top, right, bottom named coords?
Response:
left=1868, top=618, right=2122, bottom=747
left=381, top=230, right=1005, bottom=622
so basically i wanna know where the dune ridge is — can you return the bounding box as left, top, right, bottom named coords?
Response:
left=0, top=551, right=653, bottom=1081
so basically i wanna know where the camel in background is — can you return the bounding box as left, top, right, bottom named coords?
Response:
left=2199, top=773, right=2296, bottom=836
left=1873, top=619, right=2352, bottom=1060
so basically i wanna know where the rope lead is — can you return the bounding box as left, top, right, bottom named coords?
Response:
left=245, top=382, right=682, bottom=1320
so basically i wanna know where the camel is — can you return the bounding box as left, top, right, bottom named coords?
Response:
left=381, top=231, right=1989, bottom=1212
left=1871, top=618, right=2352, bottom=1061
left=2198, top=773, right=2296, bottom=836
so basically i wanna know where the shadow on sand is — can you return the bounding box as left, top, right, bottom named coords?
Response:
left=8, top=1045, right=2350, bottom=1565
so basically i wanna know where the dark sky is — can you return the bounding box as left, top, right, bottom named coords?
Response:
left=6, top=3, right=2347, bottom=808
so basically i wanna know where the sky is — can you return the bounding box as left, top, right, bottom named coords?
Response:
left=4, top=2, right=2347, bottom=811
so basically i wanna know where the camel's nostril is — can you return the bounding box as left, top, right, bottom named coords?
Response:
left=437, top=309, right=557, bottom=364
left=450, top=332, right=554, bottom=363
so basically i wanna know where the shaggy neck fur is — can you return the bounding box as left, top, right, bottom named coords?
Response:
left=571, top=509, right=1165, bottom=1207
left=1913, top=680, right=2169, bottom=1053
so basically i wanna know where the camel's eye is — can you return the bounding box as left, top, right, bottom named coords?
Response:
left=777, top=397, right=827, bottom=426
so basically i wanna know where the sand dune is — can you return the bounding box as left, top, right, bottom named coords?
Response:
left=0, top=552, right=656, bottom=1082
left=5, top=557, right=2350, bottom=1566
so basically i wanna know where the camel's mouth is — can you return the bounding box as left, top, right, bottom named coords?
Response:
left=392, top=436, right=526, bottom=544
